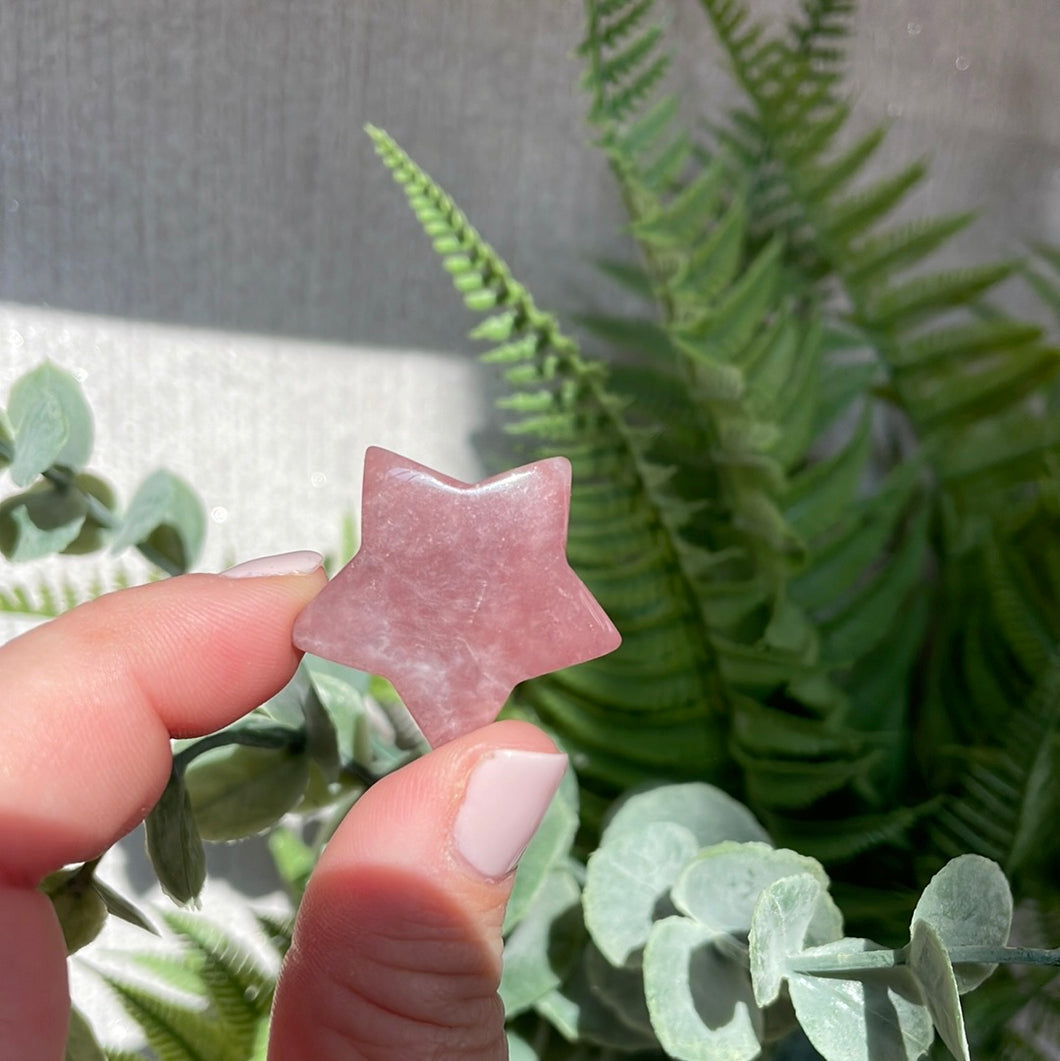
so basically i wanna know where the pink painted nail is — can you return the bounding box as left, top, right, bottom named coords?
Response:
left=453, top=750, right=568, bottom=879
left=221, top=550, right=323, bottom=579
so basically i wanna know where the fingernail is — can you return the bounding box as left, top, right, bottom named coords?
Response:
left=453, top=749, right=568, bottom=879
left=221, top=550, right=323, bottom=579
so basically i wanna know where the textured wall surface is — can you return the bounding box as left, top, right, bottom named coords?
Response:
left=2, top=1, right=1059, bottom=354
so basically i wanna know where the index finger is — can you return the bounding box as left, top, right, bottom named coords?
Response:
left=0, top=554, right=325, bottom=886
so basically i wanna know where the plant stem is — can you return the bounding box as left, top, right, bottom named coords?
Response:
left=790, top=944, right=1060, bottom=976
left=0, top=439, right=184, bottom=576
left=173, top=721, right=304, bottom=770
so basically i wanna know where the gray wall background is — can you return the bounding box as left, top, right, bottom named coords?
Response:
left=3, top=1, right=1060, bottom=356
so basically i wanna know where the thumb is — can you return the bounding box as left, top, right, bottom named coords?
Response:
left=267, top=719, right=566, bottom=1061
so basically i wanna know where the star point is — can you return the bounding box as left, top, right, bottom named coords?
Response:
left=293, top=447, right=620, bottom=746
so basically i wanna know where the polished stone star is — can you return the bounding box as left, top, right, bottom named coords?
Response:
left=293, top=446, right=621, bottom=746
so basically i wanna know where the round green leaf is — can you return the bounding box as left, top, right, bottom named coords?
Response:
left=500, top=866, right=583, bottom=1016
left=534, top=944, right=661, bottom=1051
left=583, top=821, right=699, bottom=966
left=749, top=873, right=844, bottom=1008
left=0, top=486, right=86, bottom=560
left=602, top=782, right=771, bottom=850
left=185, top=745, right=310, bottom=841
left=583, top=941, right=654, bottom=1038
left=644, top=916, right=763, bottom=1061
left=673, top=841, right=829, bottom=938
left=909, top=920, right=970, bottom=1061
left=301, top=682, right=341, bottom=782
left=0, top=411, right=13, bottom=470
left=504, top=765, right=579, bottom=934
left=60, top=473, right=117, bottom=555
left=268, top=825, right=315, bottom=903
left=505, top=1031, right=536, bottom=1061
left=788, top=939, right=934, bottom=1061
left=145, top=766, right=206, bottom=904
left=307, top=669, right=371, bottom=767
left=7, top=362, right=94, bottom=486
left=112, top=469, right=205, bottom=569
left=910, top=854, right=1012, bottom=993
left=40, top=867, right=108, bottom=954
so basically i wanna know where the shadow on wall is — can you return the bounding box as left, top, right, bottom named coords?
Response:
left=0, top=0, right=628, bottom=354
left=2, top=1, right=1059, bottom=350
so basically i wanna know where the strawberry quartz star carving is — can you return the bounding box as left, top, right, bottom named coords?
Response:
left=293, top=446, right=621, bottom=747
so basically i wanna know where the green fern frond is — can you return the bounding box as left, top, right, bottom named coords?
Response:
left=99, top=975, right=234, bottom=1061
left=930, top=655, right=1060, bottom=876
left=818, top=160, right=928, bottom=244
left=368, top=122, right=732, bottom=799
left=0, top=562, right=138, bottom=619
left=163, top=911, right=274, bottom=1031
left=577, top=0, right=935, bottom=841
left=789, top=0, right=856, bottom=83
left=1022, top=242, right=1060, bottom=324
left=94, top=910, right=281, bottom=1061
left=890, top=318, right=1043, bottom=372
left=818, top=503, right=929, bottom=665
left=907, top=342, right=1060, bottom=432
left=789, top=456, right=922, bottom=614
left=845, top=212, right=977, bottom=287
left=860, top=262, right=1015, bottom=331
left=783, top=406, right=872, bottom=540
left=581, top=0, right=672, bottom=125
left=765, top=801, right=937, bottom=864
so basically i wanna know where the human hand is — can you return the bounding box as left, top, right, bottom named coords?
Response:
left=0, top=551, right=567, bottom=1060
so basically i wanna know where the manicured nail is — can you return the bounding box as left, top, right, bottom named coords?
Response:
left=453, top=749, right=568, bottom=879
left=221, top=550, right=323, bottom=579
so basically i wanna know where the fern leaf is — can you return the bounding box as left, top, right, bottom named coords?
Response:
left=369, top=123, right=734, bottom=794
left=615, top=93, right=680, bottom=158
left=783, top=99, right=851, bottom=167
left=909, top=344, right=1060, bottom=432
left=630, top=157, right=729, bottom=248
left=99, top=975, right=234, bottom=1061
left=595, top=25, right=664, bottom=90
left=0, top=563, right=140, bottom=619
left=768, top=802, right=937, bottom=863
left=671, top=237, right=783, bottom=365
left=736, top=745, right=883, bottom=810
left=983, top=539, right=1059, bottom=677
left=818, top=504, right=929, bottom=664
left=935, top=411, right=1060, bottom=493
left=163, top=911, right=274, bottom=1032
left=861, top=262, right=1014, bottom=331
left=670, top=194, right=749, bottom=303
left=578, top=0, right=654, bottom=51
left=931, top=653, right=1060, bottom=875
left=891, top=318, right=1043, bottom=372
left=846, top=212, right=977, bottom=286
left=800, top=124, right=888, bottom=202
left=821, top=161, right=928, bottom=247
left=784, top=408, right=872, bottom=541
left=790, top=457, right=922, bottom=614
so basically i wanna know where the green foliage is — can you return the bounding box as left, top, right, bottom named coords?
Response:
left=0, top=561, right=140, bottom=619
left=0, top=363, right=206, bottom=575
left=362, top=0, right=1060, bottom=1055
left=90, top=912, right=277, bottom=1061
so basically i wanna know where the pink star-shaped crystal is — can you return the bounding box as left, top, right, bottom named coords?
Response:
left=292, top=446, right=621, bottom=746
